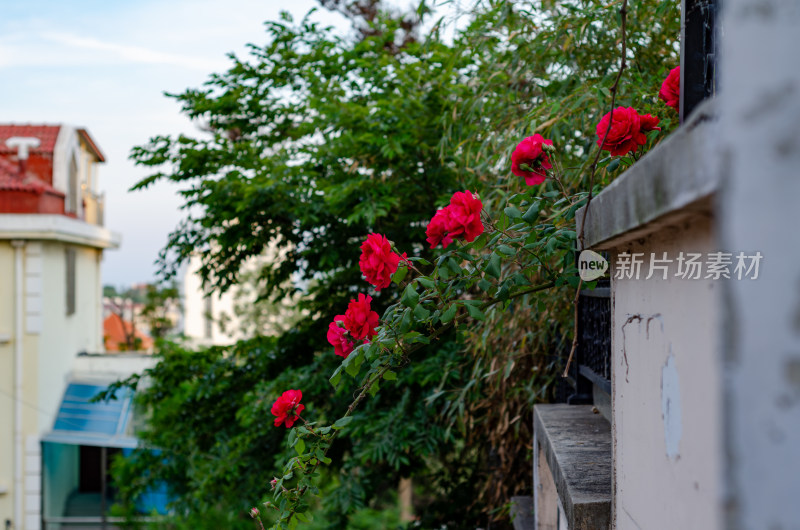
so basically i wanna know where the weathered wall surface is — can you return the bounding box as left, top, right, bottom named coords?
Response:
left=718, top=0, right=800, bottom=528
left=612, top=215, right=722, bottom=530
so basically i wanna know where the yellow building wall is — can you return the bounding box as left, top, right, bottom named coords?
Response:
left=0, top=242, right=16, bottom=526
left=0, top=239, right=104, bottom=528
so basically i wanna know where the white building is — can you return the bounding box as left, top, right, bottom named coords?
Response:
left=0, top=124, right=121, bottom=529
left=182, top=248, right=305, bottom=347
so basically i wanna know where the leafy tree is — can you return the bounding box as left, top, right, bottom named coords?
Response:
left=115, top=0, right=680, bottom=527
left=140, top=283, right=180, bottom=340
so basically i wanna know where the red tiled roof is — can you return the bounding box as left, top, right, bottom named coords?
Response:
left=0, top=124, right=61, bottom=154
left=77, top=128, right=106, bottom=162
left=104, top=313, right=153, bottom=352
left=0, top=157, right=63, bottom=193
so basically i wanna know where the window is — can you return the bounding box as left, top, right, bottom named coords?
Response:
left=204, top=295, right=213, bottom=339
left=66, top=247, right=76, bottom=315
left=67, top=154, right=79, bottom=213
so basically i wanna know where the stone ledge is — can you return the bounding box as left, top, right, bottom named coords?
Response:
left=576, top=98, right=719, bottom=250
left=0, top=213, right=121, bottom=249
left=534, top=404, right=611, bottom=529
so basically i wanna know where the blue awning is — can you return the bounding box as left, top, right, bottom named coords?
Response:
left=41, top=382, right=138, bottom=448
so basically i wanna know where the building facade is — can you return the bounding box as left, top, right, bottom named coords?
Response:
left=0, top=125, right=120, bottom=529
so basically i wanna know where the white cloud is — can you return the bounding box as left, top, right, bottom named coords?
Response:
left=38, top=31, right=228, bottom=71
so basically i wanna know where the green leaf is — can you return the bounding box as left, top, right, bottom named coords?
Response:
left=522, top=202, right=540, bottom=223
left=471, top=232, right=488, bottom=250
left=497, top=244, right=516, bottom=256
left=383, top=370, right=397, bottom=381
left=399, top=308, right=413, bottom=333
left=401, top=284, right=419, bottom=308
left=368, top=381, right=380, bottom=396
left=329, top=366, right=342, bottom=388
left=315, top=449, right=332, bottom=465
left=496, top=284, right=510, bottom=302
left=466, top=304, right=486, bottom=321
left=418, top=277, right=435, bottom=289
left=607, top=158, right=620, bottom=172
left=404, top=331, right=431, bottom=344
left=441, top=304, right=458, bottom=323
left=504, top=206, right=522, bottom=219
left=344, top=350, right=364, bottom=377
left=447, top=258, right=462, bottom=275
left=294, top=438, right=305, bottom=455
left=413, top=304, right=431, bottom=320
left=332, top=416, right=353, bottom=429
left=485, top=253, right=501, bottom=279
left=391, top=265, right=409, bottom=284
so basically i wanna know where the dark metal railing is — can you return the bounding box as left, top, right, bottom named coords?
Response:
left=681, top=0, right=717, bottom=121
left=555, top=254, right=612, bottom=405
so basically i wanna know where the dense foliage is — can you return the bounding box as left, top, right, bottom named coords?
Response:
left=114, top=0, right=680, bottom=527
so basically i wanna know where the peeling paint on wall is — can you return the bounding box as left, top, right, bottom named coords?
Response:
left=662, top=353, right=682, bottom=460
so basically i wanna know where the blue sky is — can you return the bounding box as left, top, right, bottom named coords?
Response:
left=0, top=0, right=348, bottom=286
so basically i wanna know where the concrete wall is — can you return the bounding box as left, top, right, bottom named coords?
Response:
left=610, top=214, right=722, bottom=530
left=718, top=0, right=800, bottom=527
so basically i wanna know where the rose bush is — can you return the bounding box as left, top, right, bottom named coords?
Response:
left=120, top=0, right=680, bottom=527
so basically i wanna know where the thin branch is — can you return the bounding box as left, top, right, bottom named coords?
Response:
left=565, top=0, right=628, bottom=377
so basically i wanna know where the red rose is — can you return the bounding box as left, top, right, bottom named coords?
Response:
left=596, top=106, right=661, bottom=156
left=343, top=293, right=379, bottom=341
left=445, top=190, right=484, bottom=243
left=659, top=66, right=680, bottom=111
left=271, top=389, right=305, bottom=428
left=327, top=315, right=355, bottom=358
left=425, top=208, right=454, bottom=249
left=511, top=134, right=554, bottom=186
left=359, top=233, right=406, bottom=290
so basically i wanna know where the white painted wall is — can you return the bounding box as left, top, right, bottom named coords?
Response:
left=182, top=250, right=304, bottom=346
left=71, top=352, right=156, bottom=381
left=611, top=216, right=722, bottom=530
left=718, top=0, right=800, bottom=527
left=37, top=242, right=103, bottom=433
left=183, top=254, right=239, bottom=346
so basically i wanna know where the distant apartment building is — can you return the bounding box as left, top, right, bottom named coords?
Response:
left=0, top=124, right=143, bottom=529
left=182, top=247, right=306, bottom=347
